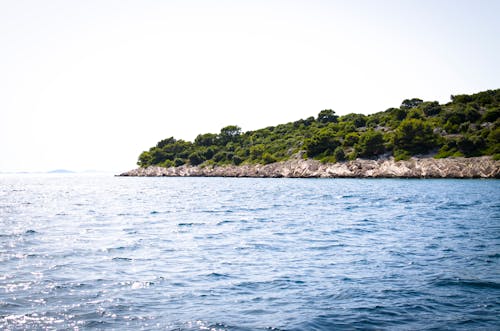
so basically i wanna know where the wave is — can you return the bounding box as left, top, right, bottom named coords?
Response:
left=432, top=277, right=500, bottom=290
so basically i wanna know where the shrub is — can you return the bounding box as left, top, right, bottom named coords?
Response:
left=393, top=118, right=437, bottom=155
left=173, top=158, right=185, bottom=167
left=394, top=149, right=411, bottom=161
left=355, top=130, right=385, bottom=158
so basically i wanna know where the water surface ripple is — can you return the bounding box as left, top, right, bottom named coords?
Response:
left=0, top=174, right=499, bottom=330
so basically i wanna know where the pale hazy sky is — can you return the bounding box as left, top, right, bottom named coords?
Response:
left=1, top=0, right=499, bottom=172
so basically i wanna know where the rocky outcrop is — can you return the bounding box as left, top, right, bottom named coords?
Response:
left=119, top=156, right=500, bottom=178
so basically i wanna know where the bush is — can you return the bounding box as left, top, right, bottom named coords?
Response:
left=393, top=118, right=437, bottom=155
left=333, top=147, right=346, bottom=162
left=161, top=159, right=175, bottom=168
left=422, top=101, right=442, bottom=116
left=486, top=127, right=500, bottom=154
left=305, top=128, right=340, bottom=157
left=232, top=155, right=243, bottom=165
left=173, top=158, right=185, bottom=167
left=483, top=108, right=500, bottom=122
left=317, top=109, right=338, bottom=123
left=394, top=149, right=411, bottom=161
left=138, top=151, right=152, bottom=167
left=457, top=135, right=485, bottom=157
left=188, top=152, right=205, bottom=166
left=343, top=132, right=359, bottom=147
left=355, top=130, right=385, bottom=158
left=262, top=152, right=278, bottom=164
left=319, top=155, right=337, bottom=163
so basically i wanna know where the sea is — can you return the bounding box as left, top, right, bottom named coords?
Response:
left=0, top=174, right=499, bottom=330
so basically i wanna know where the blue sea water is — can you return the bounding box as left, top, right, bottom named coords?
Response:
left=0, top=174, right=499, bottom=330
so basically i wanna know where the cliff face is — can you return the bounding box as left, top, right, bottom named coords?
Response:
left=120, top=156, right=500, bottom=178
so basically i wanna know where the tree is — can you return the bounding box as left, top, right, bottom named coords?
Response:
left=340, top=113, right=367, bottom=127
left=137, top=151, right=152, bottom=166
left=305, top=128, right=340, bottom=157
left=174, top=158, right=185, bottom=167
left=483, top=108, right=500, bottom=122
left=232, top=155, right=243, bottom=165
left=451, top=94, right=473, bottom=104
left=355, top=130, right=385, bottom=158
left=195, top=133, right=218, bottom=146
left=317, top=109, right=338, bottom=124
left=150, top=147, right=168, bottom=165
left=343, top=132, right=360, bottom=147
left=457, top=135, right=484, bottom=157
left=219, top=125, right=242, bottom=145
left=200, top=146, right=215, bottom=160
left=250, top=144, right=265, bottom=160
left=422, top=101, right=442, bottom=116
left=262, top=152, right=278, bottom=164
left=188, top=151, right=205, bottom=165
left=156, top=137, right=176, bottom=149
left=487, top=127, right=500, bottom=154
left=390, top=107, right=407, bottom=121
left=393, top=118, right=437, bottom=155
left=401, top=98, right=423, bottom=110
left=333, top=146, right=346, bottom=162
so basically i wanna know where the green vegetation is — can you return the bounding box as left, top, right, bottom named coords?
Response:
left=137, top=89, right=500, bottom=167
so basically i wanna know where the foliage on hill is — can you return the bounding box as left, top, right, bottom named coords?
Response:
left=137, top=89, right=500, bottom=168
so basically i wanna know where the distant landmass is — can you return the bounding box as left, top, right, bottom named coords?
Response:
left=0, top=169, right=111, bottom=175
left=122, top=89, right=500, bottom=178
left=47, top=169, right=75, bottom=174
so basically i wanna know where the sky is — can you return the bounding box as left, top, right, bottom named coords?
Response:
left=1, top=0, right=499, bottom=173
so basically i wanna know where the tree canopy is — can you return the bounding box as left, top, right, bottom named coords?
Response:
left=137, top=89, right=500, bottom=167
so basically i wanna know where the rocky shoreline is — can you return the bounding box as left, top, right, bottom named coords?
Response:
left=120, top=156, right=500, bottom=178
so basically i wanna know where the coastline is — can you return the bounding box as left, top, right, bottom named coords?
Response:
left=119, top=156, right=500, bottom=178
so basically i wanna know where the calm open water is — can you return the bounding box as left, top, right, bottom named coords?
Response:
left=0, top=174, right=499, bottom=330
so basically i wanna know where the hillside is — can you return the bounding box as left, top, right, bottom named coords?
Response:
left=136, top=89, right=500, bottom=168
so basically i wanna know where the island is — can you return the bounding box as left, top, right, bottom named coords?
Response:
left=121, top=89, right=500, bottom=178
